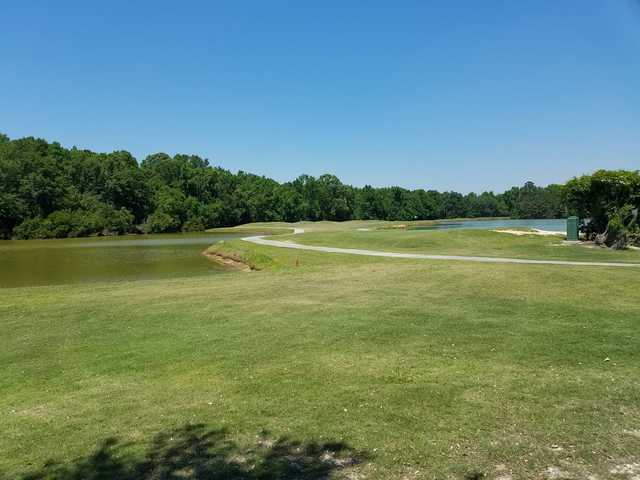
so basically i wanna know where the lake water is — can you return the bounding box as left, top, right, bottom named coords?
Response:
left=0, top=233, right=243, bottom=288
left=0, top=220, right=568, bottom=288
left=413, top=218, right=567, bottom=231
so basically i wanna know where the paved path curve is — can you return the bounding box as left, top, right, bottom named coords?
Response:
left=242, top=228, right=640, bottom=268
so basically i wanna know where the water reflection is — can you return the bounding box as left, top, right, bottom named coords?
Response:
left=413, top=218, right=566, bottom=231
left=0, top=233, right=243, bottom=288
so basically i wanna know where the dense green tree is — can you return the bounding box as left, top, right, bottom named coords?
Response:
left=565, top=170, right=640, bottom=230
left=465, top=191, right=507, bottom=218
left=500, top=182, right=564, bottom=219
left=564, top=170, right=640, bottom=247
left=440, top=191, right=466, bottom=218
left=0, top=192, right=26, bottom=238
left=355, top=186, right=386, bottom=220
left=2, top=133, right=635, bottom=241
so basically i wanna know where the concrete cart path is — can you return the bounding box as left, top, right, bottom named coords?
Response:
left=242, top=228, right=640, bottom=268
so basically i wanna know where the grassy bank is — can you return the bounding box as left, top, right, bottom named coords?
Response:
left=2, top=222, right=640, bottom=479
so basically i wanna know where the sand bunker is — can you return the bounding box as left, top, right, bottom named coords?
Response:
left=493, top=229, right=565, bottom=237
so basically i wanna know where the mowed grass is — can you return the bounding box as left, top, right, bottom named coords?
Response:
left=288, top=228, right=640, bottom=264
left=2, top=225, right=640, bottom=479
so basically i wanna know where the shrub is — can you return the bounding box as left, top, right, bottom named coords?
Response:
left=606, top=205, right=639, bottom=249
left=181, top=217, right=206, bottom=232
left=565, top=170, right=640, bottom=234
left=144, top=212, right=180, bottom=233
left=13, top=217, right=47, bottom=239
left=102, top=207, right=134, bottom=235
left=11, top=204, right=134, bottom=239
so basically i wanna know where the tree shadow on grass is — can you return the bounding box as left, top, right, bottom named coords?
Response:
left=16, top=424, right=369, bottom=480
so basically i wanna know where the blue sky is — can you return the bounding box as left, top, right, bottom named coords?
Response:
left=2, top=1, right=639, bottom=192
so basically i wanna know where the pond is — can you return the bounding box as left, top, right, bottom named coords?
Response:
left=413, top=218, right=567, bottom=231
left=0, top=233, right=244, bottom=288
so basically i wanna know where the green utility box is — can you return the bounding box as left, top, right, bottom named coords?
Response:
left=567, top=216, right=579, bottom=241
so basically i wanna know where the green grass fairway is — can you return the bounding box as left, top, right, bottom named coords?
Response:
left=289, top=225, right=640, bottom=264
left=2, top=223, right=640, bottom=479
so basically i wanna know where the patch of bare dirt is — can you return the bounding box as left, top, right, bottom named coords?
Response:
left=544, top=466, right=573, bottom=479
left=609, top=462, right=640, bottom=477
left=202, top=250, right=252, bottom=272
left=494, top=463, right=512, bottom=480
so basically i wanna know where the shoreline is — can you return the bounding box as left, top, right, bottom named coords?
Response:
left=202, top=249, right=252, bottom=272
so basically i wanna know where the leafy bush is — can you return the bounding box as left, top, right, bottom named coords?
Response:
left=143, top=212, right=180, bottom=233
left=12, top=205, right=134, bottom=239
left=13, top=217, right=47, bottom=239
left=565, top=170, right=640, bottom=235
left=181, top=217, right=206, bottom=232
left=605, top=205, right=639, bottom=249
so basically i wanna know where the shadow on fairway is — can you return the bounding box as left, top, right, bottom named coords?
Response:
left=13, top=423, right=368, bottom=480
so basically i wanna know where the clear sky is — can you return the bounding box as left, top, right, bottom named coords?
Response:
left=2, top=1, right=639, bottom=193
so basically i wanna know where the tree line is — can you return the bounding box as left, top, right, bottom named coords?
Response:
left=0, top=133, right=636, bottom=246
